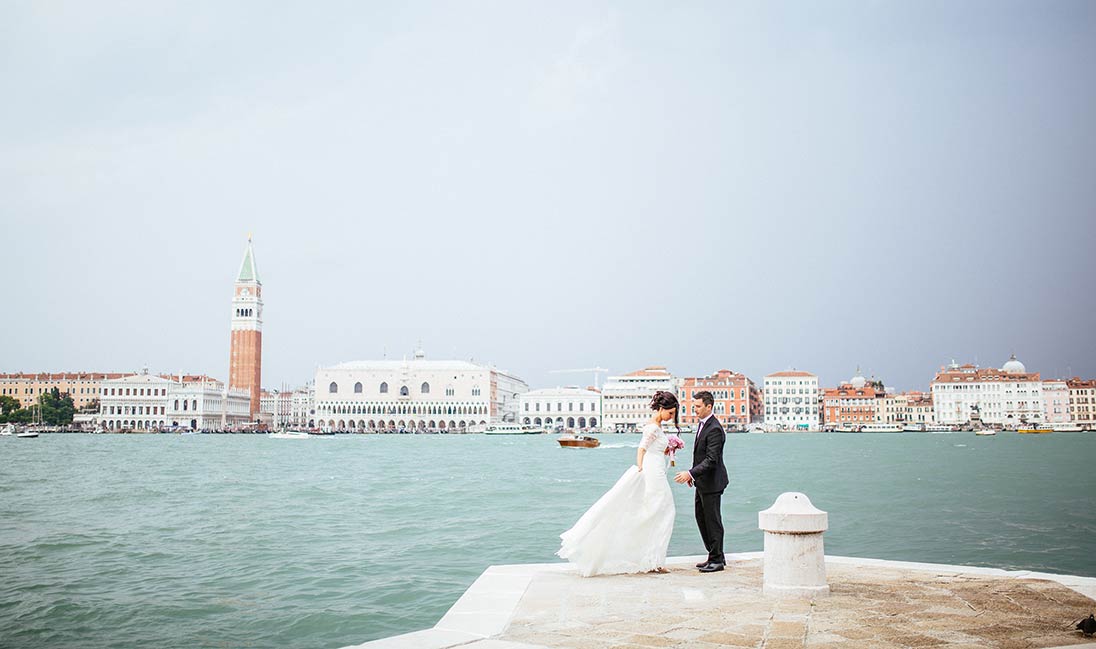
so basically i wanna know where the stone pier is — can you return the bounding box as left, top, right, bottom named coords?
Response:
left=344, top=553, right=1096, bottom=649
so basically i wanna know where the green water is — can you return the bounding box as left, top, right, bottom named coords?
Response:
left=1, top=432, right=1093, bottom=648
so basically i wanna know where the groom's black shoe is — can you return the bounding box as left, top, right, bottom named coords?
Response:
left=695, top=561, right=708, bottom=568
left=698, top=562, right=725, bottom=573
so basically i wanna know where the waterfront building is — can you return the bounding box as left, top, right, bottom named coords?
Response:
left=1066, top=377, right=1096, bottom=426
left=874, top=391, right=935, bottom=426
left=0, top=371, right=131, bottom=410
left=170, top=376, right=251, bottom=430
left=930, top=355, right=1045, bottom=427
left=97, top=372, right=251, bottom=431
left=601, top=366, right=675, bottom=432
left=97, top=371, right=174, bottom=431
left=260, top=384, right=316, bottom=429
left=678, top=369, right=760, bottom=429
left=1041, top=380, right=1071, bottom=424
left=762, top=370, right=819, bottom=430
left=229, top=236, right=263, bottom=420
left=822, top=371, right=880, bottom=427
left=313, top=348, right=527, bottom=432
left=518, top=387, right=601, bottom=430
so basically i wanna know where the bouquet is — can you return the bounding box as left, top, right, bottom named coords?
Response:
left=664, top=434, right=685, bottom=466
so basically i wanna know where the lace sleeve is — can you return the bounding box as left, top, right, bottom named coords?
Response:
left=639, top=423, right=659, bottom=451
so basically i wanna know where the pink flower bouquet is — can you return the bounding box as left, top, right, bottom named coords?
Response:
left=665, top=434, right=685, bottom=466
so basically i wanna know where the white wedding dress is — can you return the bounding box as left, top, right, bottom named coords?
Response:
left=557, top=422, right=676, bottom=576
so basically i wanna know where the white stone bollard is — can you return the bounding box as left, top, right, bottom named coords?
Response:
left=758, top=492, right=829, bottom=598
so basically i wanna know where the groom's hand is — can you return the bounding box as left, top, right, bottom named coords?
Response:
left=673, top=471, right=693, bottom=485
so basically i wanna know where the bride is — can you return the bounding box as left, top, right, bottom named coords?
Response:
left=557, top=391, right=679, bottom=576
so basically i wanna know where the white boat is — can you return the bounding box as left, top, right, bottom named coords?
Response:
left=924, top=425, right=953, bottom=432
left=17, top=430, right=39, bottom=438
left=0, top=423, right=14, bottom=436
left=1047, top=422, right=1083, bottom=432
left=834, top=424, right=860, bottom=433
left=483, top=424, right=540, bottom=435
left=902, top=423, right=926, bottom=433
left=861, top=423, right=903, bottom=433
left=268, top=431, right=310, bottom=439
left=974, top=429, right=997, bottom=436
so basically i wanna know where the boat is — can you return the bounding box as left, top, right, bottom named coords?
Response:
left=834, top=424, right=860, bottom=433
left=924, top=425, right=953, bottom=432
left=558, top=435, right=600, bottom=448
left=861, top=423, right=903, bottom=433
left=0, top=423, right=14, bottom=436
left=902, top=423, right=926, bottom=433
left=17, top=430, right=39, bottom=438
left=269, top=431, right=310, bottom=439
left=483, top=424, right=540, bottom=435
left=1047, top=422, right=1083, bottom=432
left=974, top=429, right=997, bottom=436
left=1017, top=425, right=1053, bottom=434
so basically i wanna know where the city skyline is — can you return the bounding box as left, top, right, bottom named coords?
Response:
left=2, top=2, right=1094, bottom=392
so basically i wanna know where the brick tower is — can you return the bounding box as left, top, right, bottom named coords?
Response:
left=229, top=235, right=263, bottom=420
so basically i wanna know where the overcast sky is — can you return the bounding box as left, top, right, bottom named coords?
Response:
left=2, top=1, right=1094, bottom=393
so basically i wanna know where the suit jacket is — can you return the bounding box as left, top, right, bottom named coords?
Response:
left=689, top=415, right=729, bottom=494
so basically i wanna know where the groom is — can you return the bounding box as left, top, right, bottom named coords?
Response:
left=674, top=391, right=728, bottom=573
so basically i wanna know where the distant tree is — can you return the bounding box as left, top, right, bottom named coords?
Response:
left=37, top=388, right=75, bottom=426
left=868, top=379, right=885, bottom=392
left=0, top=395, right=20, bottom=416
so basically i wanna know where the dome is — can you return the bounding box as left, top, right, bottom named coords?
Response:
left=1001, top=354, right=1026, bottom=374
left=849, top=366, right=866, bottom=389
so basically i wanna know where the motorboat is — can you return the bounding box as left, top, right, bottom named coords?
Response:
left=902, top=423, right=926, bottom=433
left=269, top=431, right=310, bottom=439
left=558, top=435, right=600, bottom=448
left=17, top=430, right=39, bottom=438
left=834, top=424, right=860, bottom=433
left=974, top=429, right=997, bottom=436
left=0, top=423, right=14, bottom=436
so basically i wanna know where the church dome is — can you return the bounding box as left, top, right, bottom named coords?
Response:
left=849, top=366, right=866, bottom=389
left=1001, top=354, right=1026, bottom=374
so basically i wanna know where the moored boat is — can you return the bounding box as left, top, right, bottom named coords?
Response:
left=1017, top=425, right=1053, bottom=434
left=974, top=429, right=997, bottom=436
left=0, top=423, right=14, bottom=436
left=861, top=423, right=903, bottom=433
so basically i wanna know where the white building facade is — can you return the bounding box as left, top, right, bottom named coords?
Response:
left=260, top=384, right=316, bottom=430
left=313, top=350, right=527, bottom=432
left=763, top=371, right=820, bottom=430
left=931, top=355, right=1046, bottom=426
left=170, top=379, right=251, bottom=431
left=98, top=373, right=174, bottom=431
left=601, top=367, right=675, bottom=432
left=97, top=372, right=251, bottom=432
left=519, top=387, right=601, bottom=430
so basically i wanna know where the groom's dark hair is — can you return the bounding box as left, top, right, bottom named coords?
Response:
left=695, top=391, right=715, bottom=407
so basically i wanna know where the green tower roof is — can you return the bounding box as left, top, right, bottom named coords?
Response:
left=237, top=237, right=261, bottom=284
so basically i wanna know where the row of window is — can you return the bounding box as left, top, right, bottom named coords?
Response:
left=328, top=381, right=475, bottom=398
left=101, top=387, right=168, bottom=397
left=235, top=308, right=255, bottom=317
left=523, top=402, right=598, bottom=412
left=319, top=404, right=488, bottom=416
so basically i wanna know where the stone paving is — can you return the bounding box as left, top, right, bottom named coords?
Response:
left=497, top=558, right=1096, bottom=649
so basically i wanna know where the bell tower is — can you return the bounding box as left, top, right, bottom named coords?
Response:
left=230, top=234, right=263, bottom=419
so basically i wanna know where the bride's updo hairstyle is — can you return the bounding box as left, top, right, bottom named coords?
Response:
left=650, top=390, right=680, bottom=431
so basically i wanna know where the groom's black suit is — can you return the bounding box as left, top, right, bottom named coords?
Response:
left=689, top=415, right=728, bottom=565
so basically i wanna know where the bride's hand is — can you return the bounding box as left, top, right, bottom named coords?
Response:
left=636, top=464, right=643, bottom=472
